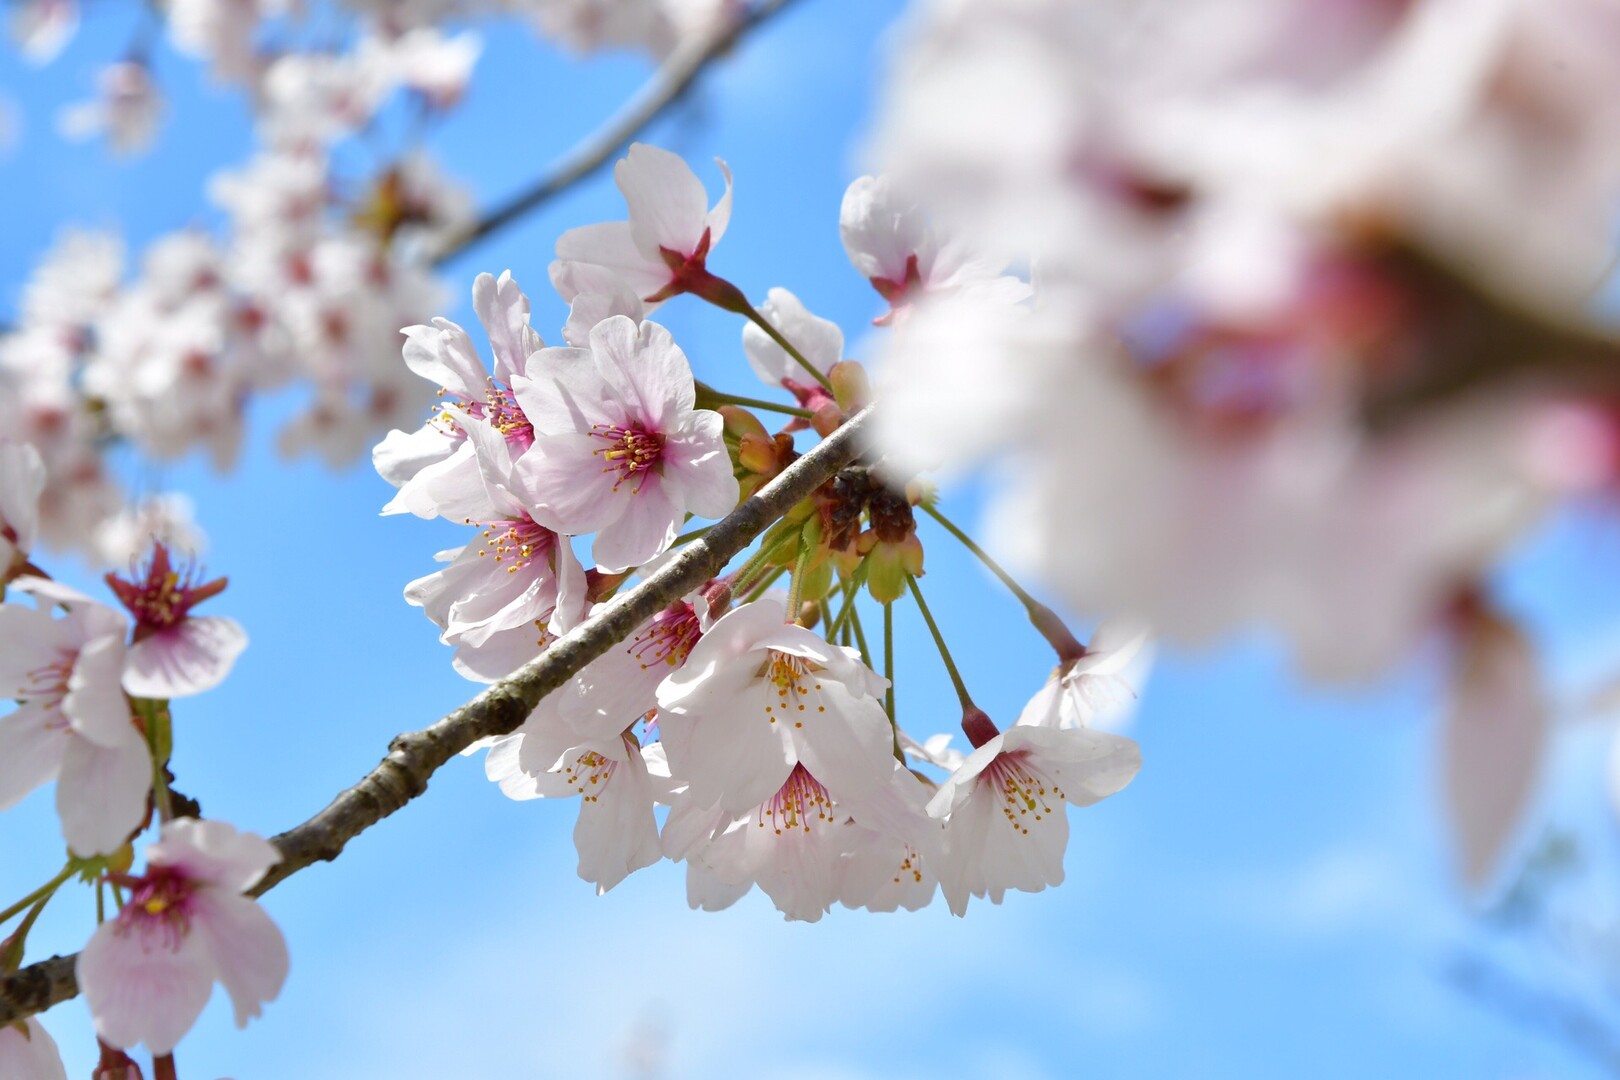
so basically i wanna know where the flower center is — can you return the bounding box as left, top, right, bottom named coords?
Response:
left=629, top=603, right=702, bottom=670
left=563, top=749, right=616, bottom=803
left=981, top=750, right=1064, bottom=836
left=758, top=764, right=834, bottom=836
left=590, top=423, right=665, bottom=492
left=104, top=542, right=226, bottom=638
left=468, top=514, right=557, bottom=575
left=116, top=869, right=195, bottom=951
left=761, top=651, right=828, bottom=730
left=434, top=381, right=532, bottom=449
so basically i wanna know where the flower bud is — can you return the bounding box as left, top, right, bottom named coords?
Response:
left=829, top=360, right=871, bottom=413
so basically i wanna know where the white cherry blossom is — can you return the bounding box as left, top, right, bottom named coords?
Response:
left=930, top=722, right=1141, bottom=916
left=0, top=1018, right=67, bottom=1080
left=655, top=598, right=894, bottom=814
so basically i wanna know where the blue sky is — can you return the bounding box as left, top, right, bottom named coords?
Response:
left=5, top=2, right=1620, bottom=1077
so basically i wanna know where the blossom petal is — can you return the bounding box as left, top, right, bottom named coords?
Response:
left=122, top=616, right=248, bottom=699
left=616, top=142, right=710, bottom=259
left=189, top=889, right=290, bottom=1028
left=78, top=917, right=214, bottom=1054
left=57, top=732, right=150, bottom=857
left=0, top=700, right=65, bottom=812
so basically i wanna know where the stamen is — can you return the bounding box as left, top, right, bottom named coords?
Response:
left=589, top=422, right=665, bottom=494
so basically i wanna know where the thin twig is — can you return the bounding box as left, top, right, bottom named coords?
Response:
left=0, top=405, right=874, bottom=1028
left=429, top=0, right=802, bottom=266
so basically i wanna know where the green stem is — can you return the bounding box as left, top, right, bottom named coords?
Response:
left=882, top=601, right=896, bottom=727
left=741, top=565, right=785, bottom=603
left=732, top=529, right=798, bottom=594
left=921, top=502, right=1085, bottom=660
left=740, top=304, right=837, bottom=394
left=784, top=533, right=814, bottom=623
left=695, top=383, right=814, bottom=420
left=906, top=574, right=974, bottom=710
left=0, top=864, right=73, bottom=929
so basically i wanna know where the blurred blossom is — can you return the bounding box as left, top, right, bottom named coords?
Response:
left=9, top=0, right=77, bottom=64
left=93, top=493, right=208, bottom=569
left=58, top=62, right=165, bottom=156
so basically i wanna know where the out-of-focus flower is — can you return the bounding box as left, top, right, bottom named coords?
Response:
left=0, top=441, right=46, bottom=584
left=0, top=1018, right=68, bottom=1080
left=78, top=818, right=289, bottom=1055
left=58, top=62, right=164, bottom=155
left=93, top=494, right=208, bottom=570
left=10, top=0, right=76, bottom=63
left=1441, top=599, right=1546, bottom=891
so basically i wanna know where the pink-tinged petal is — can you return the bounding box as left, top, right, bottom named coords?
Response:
left=677, top=690, right=795, bottom=814
left=381, top=441, right=489, bottom=523
left=57, top=733, right=150, bottom=857
left=0, top=700, right=66, bottom=812
left=588, top=317, right=695, bottom=429
left=147, top=818, right=281, bottom=893
left=515, top=432, right=625, bottom=537
left=741, top=288, right=843, bottom=384
left=705, top=158, right=734, bottom=248
left=122, top=616, right=248, bottom=699
left=400, top=318, right=485, bottom=398
left=590, top=481, right=681, bottom=573
left=471, top=270, right=543, bottom=384
left=0, top=605, right=72, bottom=696
left=0, top=441, right=46, bottom=558
left=548, top=543, right=589, bottom=636
left=1442, top=614, right=1547, bottom=890
left=450, top=624, right=545, bottom=683
left=555, top=267, right=646, bottom=347
left=616, top=143, right=711, bottom=259
left=78, top=917, right=214, bottom=1054
left=0, top=1018, right=68, bottom=1080
left=662, top=411, right=738, bottom=520
left=839, top=174, right=930, bottom=284
left=572, top=744, right=662, bottom=895
left=659, top=599, right=788, bottom=705
left=64, top=633, right=133, bottom=748
left=189, top=889, right=289, bottom=1028
left=553, top=224, right=670, bottom=301
left=510, top=351, right=615, bottom=436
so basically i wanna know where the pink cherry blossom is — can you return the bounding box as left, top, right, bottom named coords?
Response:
left=513, top=315, right=737, bottom=572
left=78, top=818, right=289, bottom=1056
left=0, top=1018, right=67, bottom=1080
left=930, top=722, right=1141, bottom=916
left=839, top=174, right=1029, bottom=324
left=105, top=542, right=246, bottom=699
left=551, top=142, right=732, bottom=307
left=403, top=407, right=586, bottom=681
left=655, top=597, right=894, bottom=814
left=374, top=269, right=544, bottom=522
left=0, top=578, right=149, bottom=856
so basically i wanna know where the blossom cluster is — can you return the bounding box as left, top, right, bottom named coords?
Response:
left=378, top=143, right=1145, bottom=924
left=0, top=444, right=285, bottom=1077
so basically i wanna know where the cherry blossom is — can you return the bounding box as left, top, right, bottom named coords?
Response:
left=0, top=578, right=148, bottom=856
left=105, top=542, right=247, bottom=699
left=0, top=1018, right=67, bottom=1080
left=552, top=142, right=733, bottom=307
left=78, top=818, right=289, bottom=1055
left=1017, top=622, right=1152, bottom=732
left=512, top=315, right=737, bottom=572
left=484, top=730, right=666, bottom=894
left=930, top=721, right=1141, bottom=916
left=655, top=597, right=894, bottom=814
left=58, top=61, right=164, bottom=156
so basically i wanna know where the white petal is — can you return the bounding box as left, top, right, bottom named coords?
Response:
left=0, top=1018, right=68, bottom=1080
left=616, top=143, right=711, bottom=259
left=0, top=700, right=65, bottom=812
left=57, top=733, right=150, bottom=857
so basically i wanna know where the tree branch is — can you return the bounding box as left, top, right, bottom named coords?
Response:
left=429, top=0, right=802, bottom=267
left=0, top=405, right=874, bottom=1028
